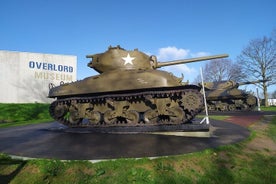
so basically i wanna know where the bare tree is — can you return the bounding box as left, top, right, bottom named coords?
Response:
left=193, top=59, right=245, bottom=83
left=237, top=35, right=276, bottom=107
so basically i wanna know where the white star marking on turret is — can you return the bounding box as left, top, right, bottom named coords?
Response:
left=122, top=53, right=135, bottom=65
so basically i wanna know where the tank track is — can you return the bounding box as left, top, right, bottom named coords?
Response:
left=49, top=85, right=203, bottom=129
left=207, top=95, right=258, bottom=112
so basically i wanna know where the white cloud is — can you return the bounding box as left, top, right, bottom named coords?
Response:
left=155, top=46, right=206, bottom=78
left=165, top=65, right=196, bottom=74
left=156, top=46, right=210, bottom=61
left=157, top=46, right=190, bottom=61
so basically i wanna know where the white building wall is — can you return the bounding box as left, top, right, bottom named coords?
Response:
left=0, top=50, right=77, bottom=103
left=268, top=99, right=276, bottom=106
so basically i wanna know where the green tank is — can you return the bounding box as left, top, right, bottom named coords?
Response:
left=48, top=46, right=228, bottom=129
left=200, top=80, right=265, bottom=111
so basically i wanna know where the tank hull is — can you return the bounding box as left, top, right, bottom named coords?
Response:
left=49, top=69, right=183, bottom=98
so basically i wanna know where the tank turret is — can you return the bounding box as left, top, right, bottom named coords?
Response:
left=86, top=45, right=153, bottom=73
left=48, top=46, right=228, bottom=131
left=86, top=45, right=228, bottom=73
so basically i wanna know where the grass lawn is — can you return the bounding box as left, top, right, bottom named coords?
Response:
left=0, top=103, right=53, bottom=128
left=261, top=105, right=276, bottom=111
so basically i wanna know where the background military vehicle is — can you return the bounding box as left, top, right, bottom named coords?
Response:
left=48, top=46, right=228, bottom=130
left=200, top=80, right=265, bottom=111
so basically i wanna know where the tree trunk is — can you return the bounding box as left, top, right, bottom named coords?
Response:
left=263, top=82, right=268, bottom=107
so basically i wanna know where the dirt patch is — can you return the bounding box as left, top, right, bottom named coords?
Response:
left=224, top=115, right=263, bottom=127
left=246, top=116, right=276, bottom=155
left=246, top=135, right=276, bottom=154
left=226, top=115, right=276, bottom=155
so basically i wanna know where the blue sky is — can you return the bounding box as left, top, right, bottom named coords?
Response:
left=0, top=0, right=275, bottom=93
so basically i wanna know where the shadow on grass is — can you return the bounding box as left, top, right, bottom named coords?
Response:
left=0, top=158, right=27, bottom=184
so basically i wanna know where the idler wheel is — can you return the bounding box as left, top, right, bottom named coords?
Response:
left=246, top=96, right=257, bottom=106
left=53, top=104, right=67, bottom=118
left=182, top=91, right=202, bottom=111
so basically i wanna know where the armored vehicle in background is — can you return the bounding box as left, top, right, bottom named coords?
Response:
left=200, top=80, right=264, bottom=111
left=48, top=46, right=228, bottom=130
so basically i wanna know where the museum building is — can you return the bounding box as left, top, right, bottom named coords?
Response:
left=0, top=50, right=77, bottom=103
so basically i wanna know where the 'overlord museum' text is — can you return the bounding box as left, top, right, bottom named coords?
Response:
left=29, top=61, right=74, bottom=82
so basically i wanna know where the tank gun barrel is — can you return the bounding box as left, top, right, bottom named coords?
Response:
left=86, top=54, right=94, bottom=58
left=238, top=79, right=269, bottom=86
left=156, top=54, right=229, bottom=68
